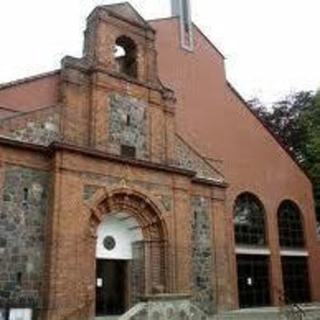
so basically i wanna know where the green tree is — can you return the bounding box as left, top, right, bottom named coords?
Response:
left=248, top=90, right=320, bottom=233
left=303, top=91, right=320, bottom=230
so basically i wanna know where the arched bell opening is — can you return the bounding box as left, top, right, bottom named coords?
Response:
left=114, top=35, right=138, bottom=78
left=90, top=189, right=168, bottom=317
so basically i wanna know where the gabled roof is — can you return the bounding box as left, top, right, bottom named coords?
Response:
left=0, top=70, right=60, bottom=91
left=98, top=2, right=154, bottom=32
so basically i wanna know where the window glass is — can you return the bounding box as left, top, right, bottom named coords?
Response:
left=281, top=256, right=311, bottom=303
left=234, top=193, right=266, bottom=246
left=278, top=201, right=304, bottom=248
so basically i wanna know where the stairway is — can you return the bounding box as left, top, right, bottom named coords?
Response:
left=212, top=305, right=320, bottom=320
left=95, top=294, right=208, bottom=320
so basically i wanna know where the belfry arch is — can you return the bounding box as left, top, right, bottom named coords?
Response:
left=88, top=188, right=169, bottom=317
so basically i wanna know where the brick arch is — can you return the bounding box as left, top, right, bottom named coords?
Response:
left=88, top=187, right=169, bottom=297
left=233, top=191, right=267, bottom=246
left=89, top=187, right=168, bottom=242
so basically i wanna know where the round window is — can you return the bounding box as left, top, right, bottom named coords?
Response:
left=103, top=236, right=116, bottom=251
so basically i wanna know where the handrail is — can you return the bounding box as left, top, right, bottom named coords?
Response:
left=274, top=286, right=306, bottom=318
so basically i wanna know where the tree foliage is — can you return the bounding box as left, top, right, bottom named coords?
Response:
left=248, top=90, right=320, bottom=232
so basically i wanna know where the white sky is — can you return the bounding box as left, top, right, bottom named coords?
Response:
left=0, top=0, right=319, bottom=105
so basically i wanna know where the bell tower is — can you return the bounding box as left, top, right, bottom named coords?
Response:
left=60, top=3, right=176, bottom=164
left=83, top=3, right=160, bottom=84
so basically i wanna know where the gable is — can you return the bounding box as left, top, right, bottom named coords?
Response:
left=101, top=2, right=153, bottom=30
left=152, top=17, right=313, bottom=203
left=226, top=82, right=310, bottom=181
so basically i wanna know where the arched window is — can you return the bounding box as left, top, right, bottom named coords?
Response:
left=234, top=193, right=267, bottom=246
left=114, top=36, right=137, bottom=78
left=278, top=200, right=304, bottom=248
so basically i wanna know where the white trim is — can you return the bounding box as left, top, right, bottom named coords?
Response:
left=280, top=249, right=309, bottom=257
left=235, top=247, right=271, bottom=255
left=96, top=212, right=143, bottom=260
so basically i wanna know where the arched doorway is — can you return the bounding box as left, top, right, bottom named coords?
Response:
left=90, top=189, right=168, bottom=317
left=96, top=213, right=143, bottom=316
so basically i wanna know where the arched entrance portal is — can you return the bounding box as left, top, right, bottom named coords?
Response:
left=90, top=189, right=168, bottom=317
left=96, top=213, right=143, bottom=315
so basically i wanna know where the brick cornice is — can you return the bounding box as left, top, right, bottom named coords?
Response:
left=50, top=141, right=196, bottom=177
left=0, top=137, right=228, bottom=188
left=0, top=136, right=48, bottom=153
left=192, top=177, right=228, bottom=189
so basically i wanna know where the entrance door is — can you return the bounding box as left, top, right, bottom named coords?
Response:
left=96, top=259, right=128, bottom=316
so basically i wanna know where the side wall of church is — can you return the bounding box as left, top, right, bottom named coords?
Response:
left=152, top=18, right=320, bottom=307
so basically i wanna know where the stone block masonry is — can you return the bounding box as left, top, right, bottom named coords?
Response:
left=109, top=93, right=149, bottom=160
left=0, top=106, right=60, bottom=146
left=0, top=165, right=49, bottom=308
left=191, top=196, right=215, bottom=314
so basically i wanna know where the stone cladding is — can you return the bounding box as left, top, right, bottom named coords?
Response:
left=174, top=136, right=222, bottom=182
left=0, top=106, right=60, bottom=146
left=0, top=165, right=49, bottom=308
left=109, top=94, right=149, bottom=160
left=191, top=196, right=215, bottom=314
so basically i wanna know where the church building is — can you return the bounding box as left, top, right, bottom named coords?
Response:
left=0, top=1, right=319, bottom=319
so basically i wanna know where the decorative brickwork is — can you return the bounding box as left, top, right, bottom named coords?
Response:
left=0, top=106, right=60, bottom=146
left=109, top=94, right=149, bottom=160
left=191, top=196, right=215, bottom=314
left=0, top=165, right=49, bottom=308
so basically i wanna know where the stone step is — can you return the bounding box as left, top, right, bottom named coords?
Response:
left=212, top=305, right=320, bottom=320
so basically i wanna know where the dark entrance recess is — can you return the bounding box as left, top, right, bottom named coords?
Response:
left=281, top=256, right=311, bottom=304
left=96, top=259, right=128, bottom=316
left=237, top=255, right=271, bottom=308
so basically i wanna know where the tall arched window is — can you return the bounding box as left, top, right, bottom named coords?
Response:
left=278, top=200, right=310, bottom=303
left=278, top=200, right=304, bottom=248
left=234, top=193, right=270, bottom=308
left=114, top=36, right=137, bottom=78
left=234, top=192, right=267, bottom=246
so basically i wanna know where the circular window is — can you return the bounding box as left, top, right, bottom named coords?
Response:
left=103, top=236, right=116, bottom=251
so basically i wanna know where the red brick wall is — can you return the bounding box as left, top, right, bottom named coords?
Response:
left=0, top=72, right=60, bottom=114
left=151, top=18, right=320, bottom=307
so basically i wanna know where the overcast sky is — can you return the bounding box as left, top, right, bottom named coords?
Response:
left=0, top=0, right=319, bottom=105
